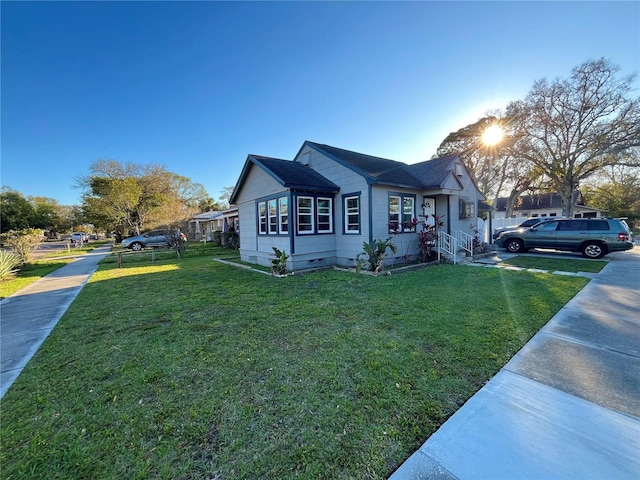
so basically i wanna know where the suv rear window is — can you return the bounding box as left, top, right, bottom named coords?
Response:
left=556, top=220, right=610, bottom=231
left=588, top=220, right=610, bottom=231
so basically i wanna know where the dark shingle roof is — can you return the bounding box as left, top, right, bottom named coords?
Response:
left=231, top=142, right=467, bottom=204
left=495, top=192, right=582, bottom=211
left=405, top=155, right=458, bottom=189
left=250, top=155, right=340, bottom=192
left=306, top=142, right=456, bottom=189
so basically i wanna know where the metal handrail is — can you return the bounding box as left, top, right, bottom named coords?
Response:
left=438, top=232, right=458, bottom=264
left=455, top=230, right=474, bottom=258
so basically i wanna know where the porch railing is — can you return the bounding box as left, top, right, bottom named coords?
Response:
left=438, top=230, right=476, bottom=264
left=454, top=230, right=474, bottom=258
left=438, top=232, right=458, bottom=264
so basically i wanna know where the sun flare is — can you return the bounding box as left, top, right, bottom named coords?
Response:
left=481, top=124, right=504, bottom=146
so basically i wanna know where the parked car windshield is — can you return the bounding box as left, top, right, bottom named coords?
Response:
left=532, top=221, right=559, bottom=231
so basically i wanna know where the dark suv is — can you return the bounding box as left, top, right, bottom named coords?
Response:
left=495, top=218, right=633, bottom=258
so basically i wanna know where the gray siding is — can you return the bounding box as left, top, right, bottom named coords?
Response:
left=295, top=146, right=370, bottom=267
left=236, top=165, right=289, bottom=265
left=234, top=146, right=485, bottom=270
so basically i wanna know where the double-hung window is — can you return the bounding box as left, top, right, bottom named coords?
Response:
left=297, top=197, right=314, bottom=234
left=389, top=194, right=416, bottom=233
left=317, top=197, right=332, bottom=233
left=344, top=195, right=360, bottom=233
left=278, top=197, right=288, bottom=234
left=258, top=201, right=267, bottom=234
left=268, top=199, right=277, bottom=234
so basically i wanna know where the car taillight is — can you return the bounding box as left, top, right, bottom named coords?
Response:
left=618, top=233, right=629, bottom=241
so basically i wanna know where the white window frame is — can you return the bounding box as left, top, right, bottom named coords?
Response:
left=344, top=195, right=360, bottom=234
left=389, top=194, right=416, bottom=233
left=258, top=201, right=267, bottom=234
left=278, top=197, right=289, bottom=234
left=402, top=196, right=416, bottom=231
left=297, top=196, right=314, bottom=234
left=317, top=197, right=333, bottom=233
left=268, top=199, right=277, bottom=234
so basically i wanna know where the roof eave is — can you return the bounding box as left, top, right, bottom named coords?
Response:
left=230, top=155, right=287, bottom=204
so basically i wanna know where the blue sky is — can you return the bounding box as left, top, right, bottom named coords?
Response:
left=2, top=1, right=639, bottom=206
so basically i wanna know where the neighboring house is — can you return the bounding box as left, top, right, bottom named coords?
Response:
left=191, top=207, right=238, bottom=241
left=230, top=141, right=485, bottom=270
left=494, top=192, right=605, bottom=219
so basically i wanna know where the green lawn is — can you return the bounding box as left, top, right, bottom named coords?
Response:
left=0, top=241, right=113, bottom=300
left=0, top=253, right=589, bottom=479
left=500, top=256, right=607, bottom=273
left=0, top=259, right=74, bottom=300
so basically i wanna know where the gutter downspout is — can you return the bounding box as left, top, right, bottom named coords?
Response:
left=447, top=196, right=451, bottom=236
left=368, top=183, right=374, bottom=244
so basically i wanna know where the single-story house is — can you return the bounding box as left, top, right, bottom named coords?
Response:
left=494, top=192, right=605, bottom=219
left=191, top=207, right=238, bottom=241
left=229, top=141, right=485, bottom=270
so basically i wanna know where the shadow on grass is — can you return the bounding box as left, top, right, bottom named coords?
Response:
left=0, top=259, right=588, bottom=479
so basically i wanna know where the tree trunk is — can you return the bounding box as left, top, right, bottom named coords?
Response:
left=505, top=183, right=532, bottom=218
left=559, top=188, right=576, bottom=218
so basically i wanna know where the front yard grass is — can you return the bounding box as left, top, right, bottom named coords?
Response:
left=0, top=258, right=589, bottom=479
left=0, top=259, right=74, bottom=300
left=500, top=256, right=607, bottom=273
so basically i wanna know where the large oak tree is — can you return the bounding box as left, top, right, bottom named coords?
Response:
left=508, top=58, right=640, bottom=217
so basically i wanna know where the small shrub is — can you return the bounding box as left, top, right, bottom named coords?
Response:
left=1, top=228, right=44, bottom=263
left=469, top=222, right=487, bottom=253
left=356, top=238, right=397, bottom=274
left=223, top=229, right=239, bottom=249
left=211, top=231, right=223, bottom=247
left=417, top=214, right=444, bottom=262
left=0, top=250, right=22, bottom=281
left=271, top=247, right=289, bottom=275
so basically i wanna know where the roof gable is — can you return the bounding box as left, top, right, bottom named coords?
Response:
left=404, top=155, right=459, bottom=189
left=230, top=154, right=339, bottom=203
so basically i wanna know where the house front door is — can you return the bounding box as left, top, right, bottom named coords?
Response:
left=422, top=197, right=436, bottom=225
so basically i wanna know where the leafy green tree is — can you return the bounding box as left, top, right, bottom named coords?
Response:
left=198, top=196, right=224, bottom=212
left=28, top=196, right=64, bottom=235
left=1, top=188, right=35, bottom=233
left=79, top=159, right=210, bottom=236
left=508, top=58, right=640, bottom=217
left=582, top=162, right=640, bottom=224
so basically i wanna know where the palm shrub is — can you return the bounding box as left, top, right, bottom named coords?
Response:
left=0, top=250, right=22, bottom=281
left=271, top=247, right=289, bottom=275
left=356, top=237, right=397, bottom=273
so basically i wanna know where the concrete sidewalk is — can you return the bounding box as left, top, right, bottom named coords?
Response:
left=0, top=244, right=113, bottom=399
left=391, top=247, right=640, bottom=480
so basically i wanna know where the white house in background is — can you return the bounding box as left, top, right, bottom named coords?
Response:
left=229, top=141, right=485, bottom=270
left=190, top=207, right=238, bottom=241
left=494, top=192, right=605, bottom=219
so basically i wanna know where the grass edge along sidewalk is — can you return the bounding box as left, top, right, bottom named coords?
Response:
left=0, top=255, right=588, bottom=479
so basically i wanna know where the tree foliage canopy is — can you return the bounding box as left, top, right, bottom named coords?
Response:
left=508, top=58, right=640, bottom=216
left=79, top=159, right=210, bottom=236
left=1, top=188, right=75, bottom=235
left=437, top=58, right=640, bottom=219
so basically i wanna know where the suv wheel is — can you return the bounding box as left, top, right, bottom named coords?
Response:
left=130, top=242, right=144, bottom=251
left=506, top=239, right=524, bottom=253
left=582, top=242, right=606, bottom=259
